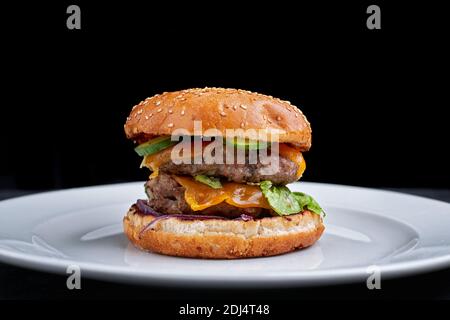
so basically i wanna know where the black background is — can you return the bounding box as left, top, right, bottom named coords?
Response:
left=1, top=1, right=449, bottom=191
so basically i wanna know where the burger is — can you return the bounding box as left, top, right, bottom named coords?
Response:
left=123, top=87, right=325, bottom=258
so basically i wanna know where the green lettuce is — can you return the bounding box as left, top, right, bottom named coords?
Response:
left=259, top=181, right=324, bottom=216
left=194, top=175, right=222, bottom=189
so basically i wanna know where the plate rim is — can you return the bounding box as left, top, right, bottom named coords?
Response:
left=1, top=245, right=450, bottom=287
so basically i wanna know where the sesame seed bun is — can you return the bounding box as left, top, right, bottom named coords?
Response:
left=124, top=87, right=312, bottom=150
left=123, top=206, right=324, bottom=259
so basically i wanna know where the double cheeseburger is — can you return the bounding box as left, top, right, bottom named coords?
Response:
left=123, top=88, right=325, bottom=258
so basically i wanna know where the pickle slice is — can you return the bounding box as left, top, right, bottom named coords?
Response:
left=226, top=137, right=268, bottom=150
left=134, top=136, right=177, bottom=156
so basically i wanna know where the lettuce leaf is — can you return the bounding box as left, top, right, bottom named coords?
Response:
left=259, top=181, right=302, bottom=215
left=194, top=175, right=222, bottom=189
left=292, top=192, right=325, bottom=216
left=259, top=181, right=324, bottom=216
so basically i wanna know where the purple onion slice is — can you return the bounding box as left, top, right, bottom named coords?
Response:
left=235, top=214, right=254, bottom=221
left=135, top=199, right=163, bottom=216
left=134, top=201, right=257, bottom=237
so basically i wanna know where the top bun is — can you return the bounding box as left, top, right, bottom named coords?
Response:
left=124, top=88, right=312, bottom=150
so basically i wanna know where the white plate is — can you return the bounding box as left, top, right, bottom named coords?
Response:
left=0, top=182, right=449, bottom=288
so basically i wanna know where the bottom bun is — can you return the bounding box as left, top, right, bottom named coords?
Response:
left=123, top=206, right=324, bottom=259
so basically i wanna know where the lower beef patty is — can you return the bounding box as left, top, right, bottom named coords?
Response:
left=145, top=173, right=272, bottom=218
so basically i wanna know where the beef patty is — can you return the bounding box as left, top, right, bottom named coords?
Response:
left=159, top=155, right=299, bottom=185
left=145, top=173, right=273, bottom=218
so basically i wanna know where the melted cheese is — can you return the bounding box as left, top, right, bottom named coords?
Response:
left=174, top=176, right=271, bottom=211
left=142, top=147, right=173, bottom=179
left=279, top=144, right=306, bottom=179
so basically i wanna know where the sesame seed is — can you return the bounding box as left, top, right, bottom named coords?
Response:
left=240, top=122, right=245, bottom=128
left=149, top=113, right=153, bottom=117
left=137, top=109, right=143, bottom=115
left=240, top=104, right=247, bottom=110
left=126, top=116, right=131, bottom=121
left=181, top=110, right=185, bottom=116
left=167, top=123, right=174, bottom=128
left=145, top=115, right=149, bottom=120
left=263, top=115, right=267, bottom=120
left=168, top=109, right=173, bottom=114
left=177, top=95, right=183, bottom=98
left=219, top=111, right=226, bottom=117
left=157, top=108, right=162, bottom=113
left=267, top=119, right=272, bottom=124
left=155, top=101, right=161, bottom=106
left=232, top=105, right=237, bottom=111
left=276, top=116, right=282, bottom=121
left=295, top=113, right=298, bottom=118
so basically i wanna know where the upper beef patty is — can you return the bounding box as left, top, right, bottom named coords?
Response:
left=145, top=173, right=273, bottom=218
left=159, top=155, right=299, bottom=185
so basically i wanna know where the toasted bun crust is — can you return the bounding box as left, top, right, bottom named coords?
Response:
left=124, top=88, right=312, bottom=150
left=123, top=206, right=324, bottom=259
